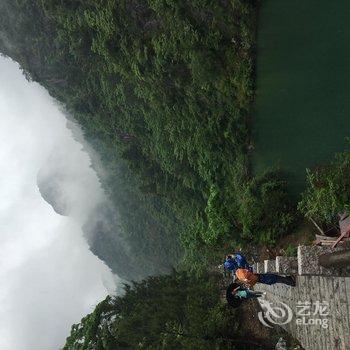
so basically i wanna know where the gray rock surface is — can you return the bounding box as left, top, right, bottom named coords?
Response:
left=264, top=259, right=277, bottom=273
left=276, top=256, right=298, bottom=274
left=255, top=276, right=350, bottom=350
left=256, top=262, right=263, bottom=273
left=253, top=245, right=350, bottom=349
left=298, top=245, right=350, bottom=277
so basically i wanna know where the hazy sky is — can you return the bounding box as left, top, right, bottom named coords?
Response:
left=0, top=56, right=117, bottom=349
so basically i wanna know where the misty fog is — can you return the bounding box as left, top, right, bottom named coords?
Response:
left=0, top=56, right=121, bottom=350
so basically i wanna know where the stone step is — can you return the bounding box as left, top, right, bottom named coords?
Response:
left=256, top=262, right=263, bottom=273
left=298, top=245, right=350, bottom=276
left=276, top=256, right=298, bottom=275
left=264, top=259, right=277, bottom=273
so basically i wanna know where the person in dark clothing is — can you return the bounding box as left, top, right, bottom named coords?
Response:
left=235, top=268, right=296, bottom=287
left=258, top=273, right=296, bottom=286
left=225, top=282, right=264, bottom=308
left=225, top=283, right=244, bottom=308
left=233, top=285, right=265, bottom=299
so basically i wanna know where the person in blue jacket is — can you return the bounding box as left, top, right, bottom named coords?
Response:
left=224, top=252, right=252, bottom=275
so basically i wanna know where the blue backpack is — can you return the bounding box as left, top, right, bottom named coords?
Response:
left=224, top=253, right=252, bottom=273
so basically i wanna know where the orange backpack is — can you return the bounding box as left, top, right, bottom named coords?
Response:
left=235, top=268, right=259, bottom=286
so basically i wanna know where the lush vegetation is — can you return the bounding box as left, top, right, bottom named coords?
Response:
left=237, top=169, right=295, bottom=246
left=298, top=145, right=350, bottom=227
left=0, top=1, right=313, bottom=348
left=284, top=244, right=298, bottom=257
left=63, top=272, right=269, bottom=350
left=0, top=0, right=298, bottom=277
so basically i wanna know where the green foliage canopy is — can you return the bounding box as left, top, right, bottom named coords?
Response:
left=63, top=273, right=256, bottom=350
left=299, top=147, right=350, bottom=224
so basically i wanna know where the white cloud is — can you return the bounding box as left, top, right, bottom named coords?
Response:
left=0, top=56, right=117, bottom=350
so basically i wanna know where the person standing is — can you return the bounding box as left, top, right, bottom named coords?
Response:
left=235, top=268, right=296, bottom=287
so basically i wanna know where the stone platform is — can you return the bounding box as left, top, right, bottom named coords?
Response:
left=253, top=245, right=350, bottom=350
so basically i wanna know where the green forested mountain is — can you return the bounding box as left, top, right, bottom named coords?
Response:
left=0, top=0, right=294, bottom=277
left=0, top=1, right=304, bottom=348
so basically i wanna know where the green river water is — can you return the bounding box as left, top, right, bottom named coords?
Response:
left=253, top=1, right=350, bottom=197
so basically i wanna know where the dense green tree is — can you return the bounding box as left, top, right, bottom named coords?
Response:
left=63, top=273, right=263, bottom=350
left=0, top=0, right=258, bottom=270
left=0, top=0, right=295, bottom=273
left=299, top=146, right=350, bottom=225
left=237, top=170, right=296, bottom=245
